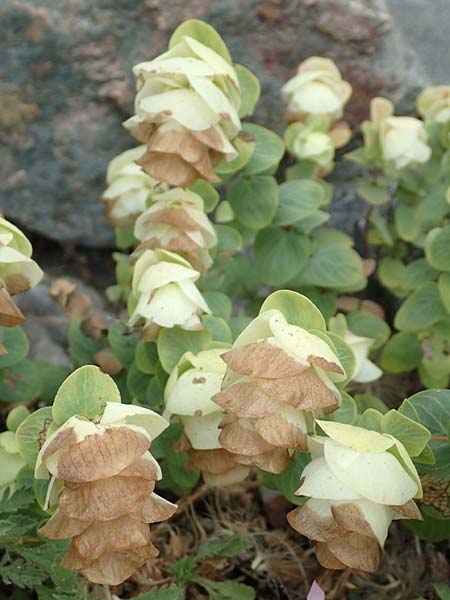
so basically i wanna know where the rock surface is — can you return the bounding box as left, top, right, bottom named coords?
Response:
left=0, top=0, right=448, bottom=246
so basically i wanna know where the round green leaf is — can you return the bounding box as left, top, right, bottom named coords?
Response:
left=35, top=362, right=72, bottom=405
left=203, top=291, right=232, bottom=320
left=202, top=315, right=232, bottom=344
left=380, top=409, right=431, bottom=457
left=0, top=360, right=41, bottom=404
left=169, top=19, right=232, bottom=63
left=16, top=406, right=53, bottom=468
left=227, top=175, right=278, bottom=230
left=325, top=332, right=356, bottom=383
left=235, top=64, right=260, bottom=118
left=357, top=183, right=389, bottom=206
left=135, top=340, right=159, bottom=375
left=275, top=180, right=325, bottom=225
left=300, top=245, right=365, bottom=290
left=52, top=365, right=121, bottom=425
left=157, top=327, right=212, bottom=374
left=259, top=290, right=326, bottom=331
left=215, top=137, right=254, bottom=177
left=347, top=310, right=391, bottom=349
left=0, top=326, right=29, bottom=369
left=108, top=322, right=139, bottom=368
left=254, top=226, right=310, bottom=286
left=242, top=124, right=285, bottom=175
left=426, top=226, right=450, bottom=271
left=6, top=405, right=30, bottom=433
left=322, top=391, right=357, bottom=425
left=394, top=282, right=447, bottom=332
left=215, top=224, right=242, bottom=256
left=438, top=272, right=450, bottom=313
left=189, top=180, right=220, bottom=212
left=381, top=332, right=422, bottom=373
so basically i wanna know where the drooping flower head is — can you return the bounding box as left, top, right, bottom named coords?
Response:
left=128, top=249, right=210, bottom=332
left=164, top=347, right=249, bottom=486
left=282, top=57, right=352, bottom=121
left=36, top=403, right=177, bottom=586
left=102, top=146, right=165, bottom=228
left=124, top=21, right=244, bottom=187
left=0, top=218, right=43, bottom=326
left=417, top=85, right=450, bottom=123
left=213, top=306, right=345, bottom=475
left=134, top=188, right=217, bottom=271
left=288, top=420, right=422, bottom=572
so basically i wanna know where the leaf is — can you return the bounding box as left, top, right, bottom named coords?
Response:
left=189, top=180, right=219, bottom=212
left=134, top=586, right=185, bottom=600
left=378, top=257, right=410, bottom=297
left=258, top=452, right=310, bottom=505
left=195, top=537, right=253, bottom=562
left=394, top=282, right=447, bottom=332
left=259, top=290, right=326, bottom=330
left=227, top=175, right=278, bottom=230
left=405, top=259, right=438, bottom=290
left=322, top=391, right=357, bottom=425
left=346, top=310, right=391, bottom=350
left=196, top=579, right=255, bottom=600
left=425, top=226, right=450, bottom=271
left=395, top=202, right=421, bottom=243
left=68, top=320, right=105, bottom=366
left=357, top=183, right=389, bottom=205
left=438, top=272, right=450, bottom=313
left=135, top=340, right=159, bottom=375
left=202, top=315, right=232, bottom=344
left=254, top=226, right=310, bottom=286
left=300, top=244, right=365, bottom=290
left=35, top=363, right=72, bottom=405
left=435, top=583, right=450, bottom=600
left=215, top=224, right=242, bottom=256
left=0, top=359, right=42, bottom=404
left=16, top=406, right=53, bottom=468
left=126, top=362, right=157, bottom=405
left=400, top=389, right=450, bottom=477
left=157, top=327, right=212, bottom=374
left=380, top=409, right=431, bottom=457
left=235, top=64, right=260, bottom=118
left=169, top=19, right=231, bottom=63
left=203, top=291, right=232, bottom=321
left=369, top=210, right=393, bottom=246
left=52, top=365, right=121, bottom=425
left=381, top=332, right=422, bottom=373
left=407, top=508, right=450, bottom=542
left=6, top=404, right=30, bottom=432
left=242, top=123, right=285, bottom=175
left=274, top=180, right=325, bottom=225
left=107, top=322, right=139, bottom=368
left=0, top=326, right=28, bottom=368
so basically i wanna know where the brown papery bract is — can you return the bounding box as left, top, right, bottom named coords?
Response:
left=39, top=424, right=177, bottom=586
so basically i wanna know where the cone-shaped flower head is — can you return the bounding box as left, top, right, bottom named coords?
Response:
left=380, top=116, right=431, bottom=171
left=0, top=218, right=43, bottom=326
left=288, top=420, right=422, bottom=572
left=282, top=57, right=352, bottom=121
left=102, top=146, right=165, bottom=228
left=36, top=403, right=177, bottom=586
left=164, top=347, right=249, bottom=486
left=128, top=248, right=210, bottom=331
left=417, top=85, right=450, bottom=123
left=124, top=22, right=243, bottom=187
left=212, top=309, right=345, bottom=475
left=0, top=430, right=26, bottom=498
left=134, top=188, right=217, bottom=271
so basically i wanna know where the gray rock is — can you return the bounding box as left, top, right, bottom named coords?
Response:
left=0, top=0, right=448, bottom=246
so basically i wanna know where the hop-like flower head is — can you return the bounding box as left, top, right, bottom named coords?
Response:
left=36, top=404, right=177, bottom=586
left=134, top=188, right=217, bottom=271
left=164, top=348, right=249, bottom=486
left=282, top=57, right=352, bottom=121
left=128, top=249, right=210, bottom=331
left=124, top=25, right=242, bottom=187
left=0, top=218, right=43, bottom=326
left=288, top=420, right=422, bottom=572
left=380, top=116, right=431, bottom=171
left=213, top=309, right=344, bottom=474
left=417, top=85, right=450, bottom=123
left=102, top=146, right=165, bottom=228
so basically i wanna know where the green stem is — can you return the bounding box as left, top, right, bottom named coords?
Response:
left=0, top=537, right=42, bottom=545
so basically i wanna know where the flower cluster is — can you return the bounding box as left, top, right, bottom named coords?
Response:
left=102, top=145, right=165, bottom=229
left=212, top=308, right=345, bottom=474
left=0, top=217, right=43, bottom=327
left=417, top=85, right=450, bottom=123
left=124, top=26, right=242, bottom=187
left=282, top=58, right=352, bottom=172
left=36, top=404, right=177, bottom=586
left=134, top=188, right=217, bottom=272
left=288, top=421, right=422, bottom=572
left=128, top=249, right=210, bottom=333
left=164, top=348, right=248, bottom=486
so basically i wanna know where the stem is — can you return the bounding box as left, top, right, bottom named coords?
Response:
left=430, top=435, right=448, bottom=442
left=0, top=537, right=42, bottom=545
left=363, top=205, right=373, bottom=259
left=103, top=585, right=112, bottom=600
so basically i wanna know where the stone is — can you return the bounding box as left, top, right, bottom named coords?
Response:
left=0, top=0, right=448, bottom=246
